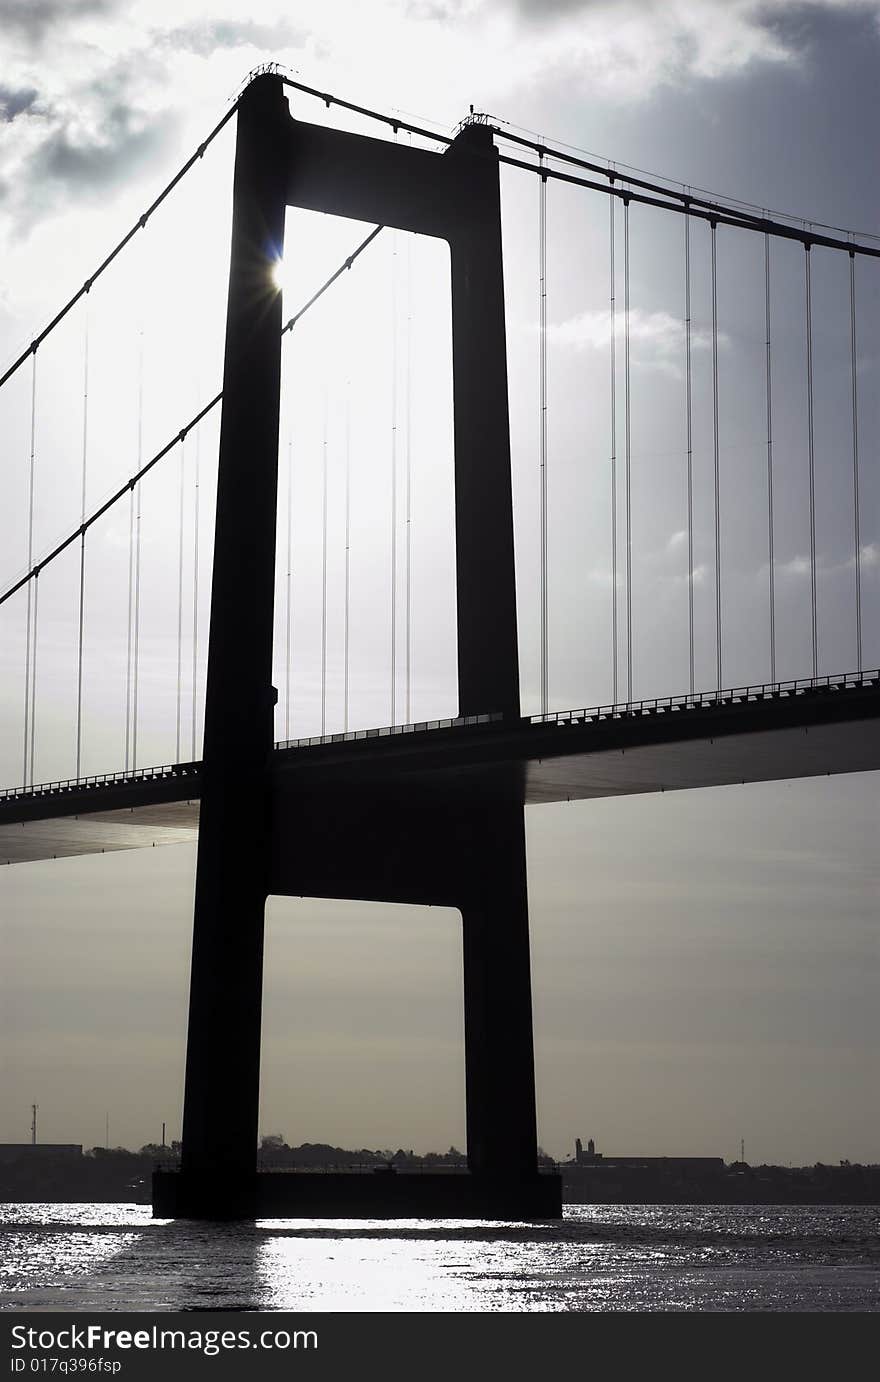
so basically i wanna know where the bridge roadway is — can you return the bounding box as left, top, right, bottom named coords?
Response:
left=0, top=671, right=877, bottom=867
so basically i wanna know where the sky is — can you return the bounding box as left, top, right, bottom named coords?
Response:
left=0, top=0, right=878, bottom=1164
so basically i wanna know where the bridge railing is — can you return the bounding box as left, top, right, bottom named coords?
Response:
left=529, top=669, right=878, bottom=726
left=0, top=760, right=201, bottom=805
left=275, top=711, right=504, bottom=751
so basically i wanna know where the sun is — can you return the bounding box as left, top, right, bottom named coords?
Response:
left=271, top=255, right=294, bottom=298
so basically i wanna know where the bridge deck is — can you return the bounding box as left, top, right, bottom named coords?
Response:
left=1, top=672, right=877, bottom=865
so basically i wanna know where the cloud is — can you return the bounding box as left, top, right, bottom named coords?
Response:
left=860, top=542, right=879, bottom=568
left=0, top=85, right=38, bottom=122
left=0, top=1, right=116, bottom=44
left=162, top=18, right=312, bottom=59
left=778, top=555, right=811, bottom=577
left=32, top=107, right=170, bottom=195
left=485, top=0, right=880, bottom=99
left=0, top=70, right=176, bottom=232
left=549, top=306, right=726, bottom=376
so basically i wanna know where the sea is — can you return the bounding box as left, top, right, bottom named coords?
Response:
left=1, top=1203, right=878, bottom=1312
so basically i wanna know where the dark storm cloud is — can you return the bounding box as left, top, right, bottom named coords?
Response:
left=0, top=0, right=115, bottom=43
left=0, top=87, right=176, bottom=231
left=0, top=85, right=38, bottom=122
left=28, top=99, right=173, bottom=201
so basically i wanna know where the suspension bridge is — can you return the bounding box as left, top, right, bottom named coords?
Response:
left=0, top=71, right=877, bottom=1218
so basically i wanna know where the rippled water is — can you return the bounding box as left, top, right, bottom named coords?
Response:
left=1, top=1203, right=878, bottom=1311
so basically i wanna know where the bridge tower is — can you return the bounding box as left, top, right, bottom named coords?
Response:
left=159, top=74, right=558, bottom=1218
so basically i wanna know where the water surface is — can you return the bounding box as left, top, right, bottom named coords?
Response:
left=2, top=1203, right=878, bottom=1311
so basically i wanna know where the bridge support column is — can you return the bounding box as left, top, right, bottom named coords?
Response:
left=461, top=805, right=539, bottom=1185
left=177, top=75, right=289, bottom=1217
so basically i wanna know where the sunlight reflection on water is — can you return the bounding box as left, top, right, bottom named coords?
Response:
left=1, top=1204, right=878, bottom=1312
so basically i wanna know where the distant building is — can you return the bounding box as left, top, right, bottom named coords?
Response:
left=0, top=1144, right=83, bottom=1164
left=573, top=1138, right=723, bottom=1173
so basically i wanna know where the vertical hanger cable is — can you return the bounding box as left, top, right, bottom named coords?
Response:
left=764, top=232, right=776, bottom=684
left=849, top=250, right=862, bottom=673
left=623, top=197, right=632, bottom=702
left=175, top=435, right=185, bottom=762
left=710, top=221, right=722, bottom=692
left=286, top=434, right=293, bottom=741
left=124, top=484, right=134, bottom=772
left=344, top=387, right=351, bottom=734
left=321, top=396, right=328, bottom=737
left=609, top=190, right=618, bottom=705
left=23, top=351, right=37, bottom=787
left=75, top=293, right=90, bottom=778
left=805, top=244, right=818, bottom=678
left=404, top=222, right=413, bottom=725
left=131, top=327, right=144, bottom=770
left=191, top=419, right=200, bottom=760
left=539, top=154, right=549, bottom=713
left=29, top=573, right=38, bottom=787
left=390, top=201, right=399, bottom=726
left=684, top=210, right=694, bottom=695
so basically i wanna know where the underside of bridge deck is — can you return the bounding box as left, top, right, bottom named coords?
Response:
left=1, top=681, right=877, bottom=866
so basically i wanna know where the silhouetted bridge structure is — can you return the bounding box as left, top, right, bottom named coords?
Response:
left=3, top=673, right=878, bottom=863
left=1, top=71, right=877, bottom=1219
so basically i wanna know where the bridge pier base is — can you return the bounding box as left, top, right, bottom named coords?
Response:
left=461, top=805, right=540, bottom=1184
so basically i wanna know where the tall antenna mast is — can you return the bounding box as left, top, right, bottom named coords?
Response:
left=31, top=1103, right=38, bottom=1146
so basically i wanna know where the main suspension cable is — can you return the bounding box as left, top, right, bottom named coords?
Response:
left=0, top=227, right=383, bottom=613
left=495, top=150, right=880, bottom=260
left=273, top=71, right=879, bottom=254
left=0, top=101, right=239, bottom=398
